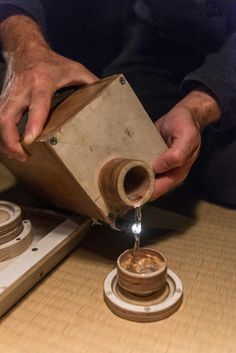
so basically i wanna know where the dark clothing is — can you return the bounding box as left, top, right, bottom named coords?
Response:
left=0, top=0, right=135, bottom=75
left=106, top=0, right=236, bottom=130
left=104, top=1, right=236, bottom=207
left=193, top=126, right=236, bottom=208
left=0, top=0, right=235, bottom=207
left=0, top=1, right=235, bottom=128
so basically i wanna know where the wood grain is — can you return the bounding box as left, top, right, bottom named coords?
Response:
left=0, top=201, right=22, bottom=234
left=0, top=220, right=32, bottom=261
left=104, top=268, right=183, bottom=322
left=0, top=75, right=167, bottom=222
left=0, top=223, right=24, bottom=245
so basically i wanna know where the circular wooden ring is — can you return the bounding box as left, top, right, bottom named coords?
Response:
left=104, top=268, right=183, bottom=322
left=0, top=201, right=22, bottom=234
left=0, top=223, right=24, bottom=245
left=0, top=219, right=22, bottom=235
left=0, top=220, right=33, bottom=262
left=99, top=158, right=155, bottom=207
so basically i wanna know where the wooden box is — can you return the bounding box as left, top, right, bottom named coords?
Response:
left=1, top=75, right=167, bottom=223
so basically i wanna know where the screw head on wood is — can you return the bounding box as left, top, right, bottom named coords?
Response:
left=50, top=137, right=57, bottom=145
left=119, top=76, right=126, bottom=85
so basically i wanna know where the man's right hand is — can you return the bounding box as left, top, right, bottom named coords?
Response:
left=0, top=15, right=98, bottom=161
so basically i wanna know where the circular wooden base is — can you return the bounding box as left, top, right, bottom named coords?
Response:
left=104, top=268, right=183, bottom=322
left=0, top=201, right=22, bottom=235
left=0, top=201, right=33, bottom=261
left=0, top=223, right=24, bottom=245
left=0, top=220, right=33, bottom=262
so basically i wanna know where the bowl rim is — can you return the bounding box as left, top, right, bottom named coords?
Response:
left=117, top=247, right=168, bottom=279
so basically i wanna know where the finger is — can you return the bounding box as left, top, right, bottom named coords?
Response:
left=0, top=101, right=28, bottom=160
left=72, top=63, right=98, bottom=84
left=77, top=67, right=98, bottom=84
left=0, top=118, right=28, bottom=160
left=61, top=62, right=98, bottom=87
left=154, top=132, right=200, bottom=174
left=150, top=165, right=190, bottom=200
left=23, top=88, right=53, bottom=145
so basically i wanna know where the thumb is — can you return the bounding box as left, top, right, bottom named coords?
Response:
left=154, top=145, right=183, bottom=174
left=68, top=62, right=99, bottom=86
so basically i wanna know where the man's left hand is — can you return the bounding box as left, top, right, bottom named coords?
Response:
left=151, top=89, right=222, bottom=200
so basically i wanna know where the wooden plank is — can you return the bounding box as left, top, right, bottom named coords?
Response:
left=0, top=215, right=90, bottom=317
left=1, top=142, right=105, bottom=221
left=0, top=162, right=16, bottom=192
left=40, top=76, right=116, bottom=139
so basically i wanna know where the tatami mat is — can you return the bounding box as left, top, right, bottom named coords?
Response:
left=0, top=164, right=235, bottom=353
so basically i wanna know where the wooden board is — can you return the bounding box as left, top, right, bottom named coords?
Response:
left=0, top=214, right=90, bottom=317
left=0, top=162, right=16, bottom=192
left=0, top=75, right=167, bottom=223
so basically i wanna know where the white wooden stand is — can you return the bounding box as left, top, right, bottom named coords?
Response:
left=0, top=215, right=90, bottom=317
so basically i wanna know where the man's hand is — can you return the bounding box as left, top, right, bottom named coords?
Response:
left=151, top=89, right=222, bottom=200
left=0, top=15, right=98, bottom=161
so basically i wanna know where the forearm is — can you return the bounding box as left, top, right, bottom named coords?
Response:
left=0, top=15, right=49, bottom=62
left=175, top=89, right=222, bottom=129
left=182, top=33, right=236, bottom=130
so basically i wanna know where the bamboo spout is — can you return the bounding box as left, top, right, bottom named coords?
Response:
left=99, top=158, right=155, bottom=207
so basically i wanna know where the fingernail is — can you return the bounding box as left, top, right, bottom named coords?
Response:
left=16, top=156, right=27, bottom=162
left=24, top=133, right=35, bottom=145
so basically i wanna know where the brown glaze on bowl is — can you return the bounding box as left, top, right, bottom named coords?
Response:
left=117, top=248, right=167, bottom=296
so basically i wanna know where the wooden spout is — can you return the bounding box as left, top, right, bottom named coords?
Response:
left=99, top=158, right=155, bottom=207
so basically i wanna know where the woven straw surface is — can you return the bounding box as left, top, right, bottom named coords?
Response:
left=0, top=167, right=235, bottom=353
